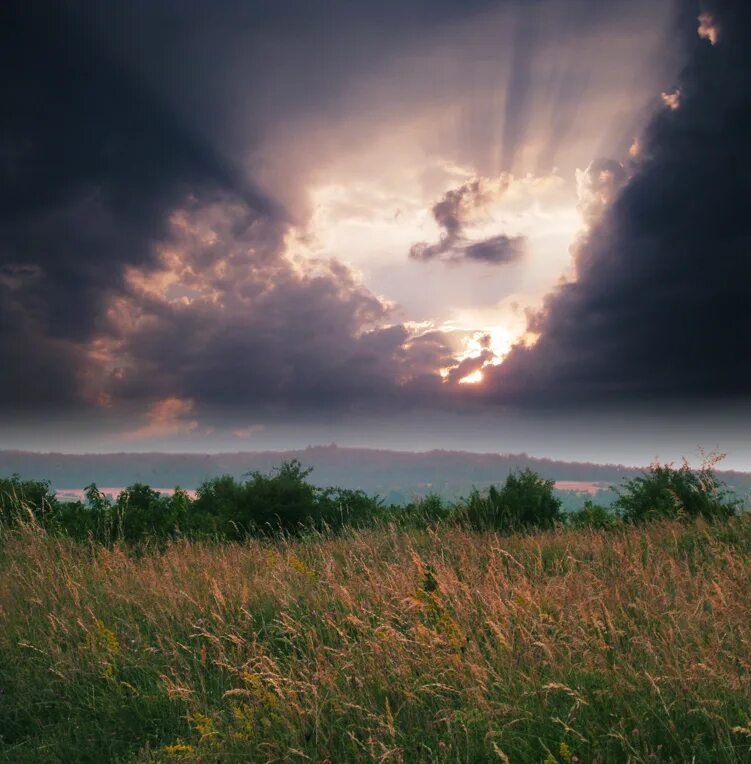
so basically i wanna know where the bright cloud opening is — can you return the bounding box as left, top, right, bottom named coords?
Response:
left=458, top=369, right=484, bottom=385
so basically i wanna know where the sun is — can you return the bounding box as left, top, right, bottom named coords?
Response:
left=458, top=369, right=484, bottom=385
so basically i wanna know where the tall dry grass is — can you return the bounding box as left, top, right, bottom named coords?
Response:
left=2, top=518, right=751, bottom=762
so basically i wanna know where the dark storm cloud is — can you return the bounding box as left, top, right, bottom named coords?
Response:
left=0, top=2, right=275, bottom=409
left=409, top=177, right=527, bottom=265
left=96, top=198, right=454, bottom=413
left=1, top=0, right=491, bottom=414
left=487, top=0, right=751, bottom=405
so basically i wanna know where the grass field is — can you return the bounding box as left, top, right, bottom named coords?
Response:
left=2, top=518, right=751, bottom=763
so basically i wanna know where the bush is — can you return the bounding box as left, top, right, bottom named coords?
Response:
left=568, top=500, right=621, bottom=531
left=49, top=495, right=104, bottom=544
left=188, top=460, right=381, bottom=538
left=375, top=493, right=456, bottom=528
left=460, top=469, right=562, bottom=532
left=615, top=456, right=739, bottom=524
left=114, top=484, right=190, bottom=544
left=0, top=475, right=58, bottom=527
left=317, top=486, right=383, bottom=530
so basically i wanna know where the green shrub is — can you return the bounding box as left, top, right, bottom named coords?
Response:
left=615, top=457, right=739, bottom=524
left=114, top=484, right=190, bottom=543
left=568, top=500, right=621, bottom=531
left=375, top=493, right=456, bottom=528
left=51, top=485, right=120, bottom=545
left=460, top=468, right=562, bottom=532
left=49, top=497, right=102, bottom=543
left=188, top=460, right=381, bottom=538
left=318, top=485, right=384, bottom=529
left=0, top=475, right=58, bottom=527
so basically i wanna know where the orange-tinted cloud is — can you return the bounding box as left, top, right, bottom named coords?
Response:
left=698, top=12, right=719, bottom=45
left=125, top=397, right=198, bottom=441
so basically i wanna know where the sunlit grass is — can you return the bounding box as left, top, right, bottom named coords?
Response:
left=2, top=518, right=751, bottom=762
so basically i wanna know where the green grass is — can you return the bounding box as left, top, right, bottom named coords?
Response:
left=2, top=518, right=751, bottom=762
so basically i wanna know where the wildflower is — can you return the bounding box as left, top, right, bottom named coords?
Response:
left=191, top=711, right=216, bottom=739
left=240, top=671, right=279, bottom=708
left=95, top=619, right=120, bottom=654
left=288, top=554, right=316, bottom=579
left=436, top=611, right=465, bottom=648
left=559, top=741, right=573, bottom=761
left=162, top=741, right=194, bottom=756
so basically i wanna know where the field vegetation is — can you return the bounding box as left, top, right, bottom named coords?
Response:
left=1, top=459, right=749, bottom=762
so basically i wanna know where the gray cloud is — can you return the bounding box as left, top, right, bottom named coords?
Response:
left=463, top=235, right=527, bottom=264
left=97, top=198, right=455, bottom=415
left=485, top=0, right=751, bottom=405
left=575, top=158, right=627, bottom=225
left=409, top=176, right=527, bottom=265
left=0, top=3, right=276, bottom=411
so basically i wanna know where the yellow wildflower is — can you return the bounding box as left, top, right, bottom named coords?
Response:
left=191, top=711, right=216, bottom=739
left=288, top=554, right=316, bottom=579
left=162, top=741, right=194, bottom=757
left=95, top=619, right=120, bottom=654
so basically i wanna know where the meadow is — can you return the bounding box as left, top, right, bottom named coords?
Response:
left=2, top=515, right=751, bottom=763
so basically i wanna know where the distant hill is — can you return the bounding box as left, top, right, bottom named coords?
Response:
left=2, top=446, right=750, bottom=504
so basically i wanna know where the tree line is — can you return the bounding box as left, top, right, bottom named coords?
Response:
left=0, top=457, right=742, bottom=546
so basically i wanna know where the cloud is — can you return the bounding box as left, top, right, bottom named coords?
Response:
left=431, top=177, right=501, bottom=236
left=95, top=197, right=456, bottom=413
left=125, top=397, right=199, bottom=441
left=0, top=3, right=493, bottom=420
left=484, top=0, right=751, bottom=405
left=575, top=158, right=627, bottom=225
left=660, top=89, right=682, bottom=110
left=0, top=3, right=274, bottom=411
left=697, top=12, right=719, bottom=45
left=444, top=349, right=495, bottom=385
left=233, top=424, right=266, bottom=439
left=409, top=233, right=527, bottom=265
left=462, top=235, right=527, bottom=264
left=0, top=264, right=42, bottom=291
left=409, top=175, right=527, bottom=265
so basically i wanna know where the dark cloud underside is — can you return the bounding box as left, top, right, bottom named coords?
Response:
left=0, top=3, right=275, bottom=408
left=487, top=0, right=751, bottom=405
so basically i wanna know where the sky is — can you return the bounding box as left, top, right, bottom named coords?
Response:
left=2, top=0, right=750, bottom=467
